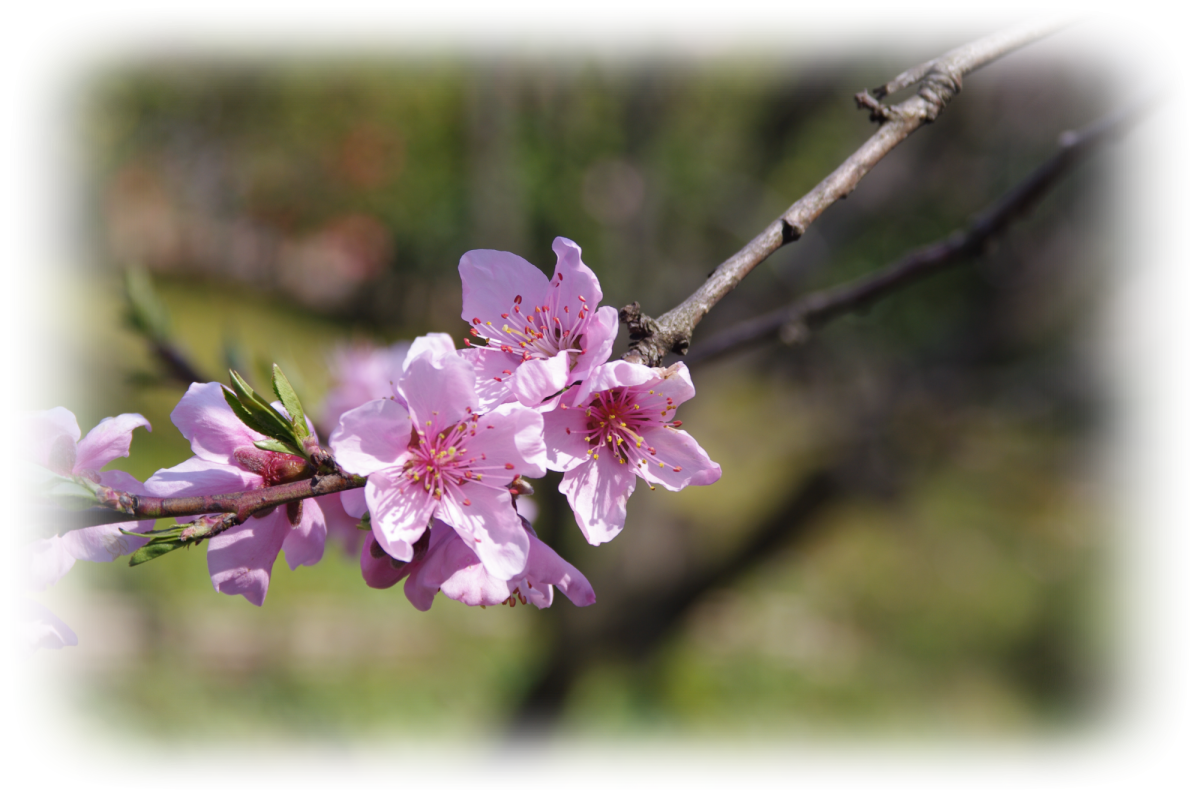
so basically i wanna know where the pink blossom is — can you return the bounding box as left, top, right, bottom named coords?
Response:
left=543, top=361, right=721, bottom=544
left=360, top=517, right=595, bottom=611
left=459, top=237, right=618, bottom=409
left=329, top=348, right=547, bottom=580
left=11, top=408, right=154, bottom=662
left=145, top=382, right=331, bottom=606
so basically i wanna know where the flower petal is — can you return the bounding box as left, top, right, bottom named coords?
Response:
left=318, top=492, right=365, bottom=558
left=457, top=347, right=519, bottom=412
left=401, top=332, right=457, bottom=371
left=366, top=468, right=436, bottom=562
left=396, top=349, right=479, bottom=429
left=340, top=487, right=368, bottom=519
left=282, top=498, right=327, bottom=570
left=560, top=451, right=637, bottom=545
left=24, top=601, right=78, bottom=650
left=459, top=248, right=551, bottom=330
left=146, top=457, right=260, bottom=501
left=24, top=407, right=81, bottom=474
left=638, top=426, right=722, bottom=490
left=550, top=237, right=603, bottom=309
left=171, top=382, right=264, bottom=464
left=401, top=521, right=469, bottom=610
left=26, top=537, right=76, bottom=592
left=73, top=413, right=151, bottom=473
left=206, top=512, right=290, bottom=606
left=520, top=530, right=597, bottom=608
left=570, top=305, right=619, bottom=381
left=438, top=481, right=529, bottom=580
left=328, top=398, right=412, bottom=475
left=360, top=529, right=409, bottom=590
left=541, top=406, right=592, bottom=471
left=513, top=350, right=572, bottom=407
left=469, top=403, right=548, bottom=478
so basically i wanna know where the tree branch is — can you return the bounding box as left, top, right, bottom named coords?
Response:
left=684, top=99, right=1148, bottom=366
left=43, top=463, right=366, bottom=540
left=620, top=19, right=1068, bottom=366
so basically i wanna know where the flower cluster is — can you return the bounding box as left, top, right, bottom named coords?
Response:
left=24, top=237, right=720, bottom=635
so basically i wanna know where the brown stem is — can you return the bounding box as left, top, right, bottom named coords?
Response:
left=684, top=99, right=1150, bottom=366
left=620, top=20, right=1068, bottom=367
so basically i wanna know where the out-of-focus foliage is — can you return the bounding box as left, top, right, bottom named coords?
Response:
left=38, top=45, right=1118, bottom=740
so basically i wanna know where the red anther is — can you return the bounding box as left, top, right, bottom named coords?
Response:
left=527, top=315, right=534, bottom=323
left=494, top=376, right=503, bottom=382
left=578, top=311, right=586, bottom=319
left=580, top=348, right=587, bottom=354
left=486, top=426, right=494, bottom=430
left=509, top=488, right=520, bottom=495
left=672, top=420, right=683, bottom=427
left=472, top=317, right=481, bottom=324
left=536, top=333, right=544, bottom=339
left=564, top=305, right=569, bottom=313
left=469, top=328, right=479, bottom=336
left=554, top=317, right=561, bottom=325
left=514, top=294, right=522, bottom=304
left=502, top=369, right=513, bottom=375
left=673, top=467, right=682, bottom=472
left=504, top=463, right=515, bottom=469
left=565, top=427, right=571, bottom=434
left=463, top=338, right=471, bottom=346
left=649, top=447, right=657, bottom=455
left=463, top=498, right=472, bottom=506
left=501, top=312, right=509, bottom=319
left=578, top=295, right=586, bottom=302
left=557, top=272, right=563, bottom=280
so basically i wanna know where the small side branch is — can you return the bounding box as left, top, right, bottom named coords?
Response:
left=685, top=100, right=1148, bottom=366
left=45, top=455, right=366, bottom=542
left=621, top=20, right=1067, bottom=367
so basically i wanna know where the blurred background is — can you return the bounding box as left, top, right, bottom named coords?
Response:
left=33, top=36, right=1128, bottom=741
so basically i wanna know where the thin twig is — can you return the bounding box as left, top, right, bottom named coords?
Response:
left=619, top=19, right=1068, bottom=367
left=44, top=461, right=366, bottom=541
left=684, top=99, right=1149, bottom=366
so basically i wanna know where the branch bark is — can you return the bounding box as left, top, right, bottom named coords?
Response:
left=47, top=465, right=366, bottom=535
left=620, top=19, right=1068, bottom=367
left=684, top=99, right=1148, bottom=366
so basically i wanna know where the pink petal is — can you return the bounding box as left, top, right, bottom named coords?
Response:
left=360, top=529, right=409, bottom=590
left=541, top=406, right=592, bottom=471
left=171, top=382, right=264, bottom=464
left=328, top=398, right=412, bottom=475
left=401, top=332, right=457, bottom=371
left=570, top=305, right=619, bottom=381
left=395, top=349, right=479, bottom=429
left=403, top=522, right=488, bottom=610
left=73, top=413, right=151, bottom=473
left=281, top=497, right=327, bottom=570
left=317, top=492, right=365, bottom=558
left=638, top=426, right=722, bottom=490
left=513, top=350, right=572, bottom=407
left=459, top=248, right=551, bottom=332
left=439, top=558, right=512, bottom=607
left=24, top=407, right=81, bottom=474
left=340, top=487, right=368, bottom=519
left=24, top=601, right=78, bottom=650
left=457, top=347, right=519, bottom=412
left=366, top=468, right=436, bottom=562
left=550, top=237, right=603, bottom=309
left=581, top=359, right=657, bottom=396
left=520, top=532, right=597, bottom=608
left=468, top=403, right=548, bottom=478
left=320, top=339, right=411, bottom=427
left=438, top=481, right=529, bottom=580
left=559, top=452, right=637, bottom=545
left=207, top=512, right=290, bottom=606
left=26, top=537, right=75, bottom=591
left=146, top=457, right=260, bottom=501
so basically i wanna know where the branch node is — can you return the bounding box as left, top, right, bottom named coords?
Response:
left=619, top=302, right=660, bottom=343
left=781, top=219, right=803, bottom=244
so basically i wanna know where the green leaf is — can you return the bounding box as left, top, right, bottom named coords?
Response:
left=128, top=537, right=189, bottom=566
left=271, top=364, right=310, bottom=439
left=254, top=438, right=306, bottom=457
left=14, top=460, right=101, bottom=511
left=226, top=371, right=293, bottom=440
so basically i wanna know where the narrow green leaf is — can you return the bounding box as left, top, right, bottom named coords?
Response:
left=227, top=370, right=293, bottom=440
left=254, top=438, right=306, bottom=457
left=128, top=537, right=189, bottom=566
left=14, top=460, right=100, bottom=511
left=271, top=364, right=310, bottom=439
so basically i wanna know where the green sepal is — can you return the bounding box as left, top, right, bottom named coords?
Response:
left=254, top=438, right=306, bottom=457
left=128, top=536, right=189, bottom=566
left=356, top=512, right=372, bottom=532
left=14, top=460, right=101, bottom=511
left=271, top=364, right=310, bottom=440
